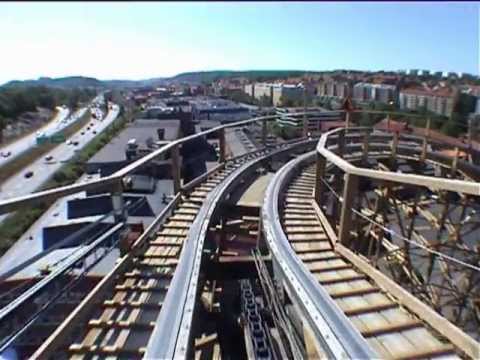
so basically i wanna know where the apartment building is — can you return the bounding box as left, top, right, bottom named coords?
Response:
left=399, top=85, right=457, bottom=117
left=244, top=83, right=255, bottom=99
left=352, top=83, right=397, bottom=103
left=272, top=84, right=303, bottom=106
left=254, top=83, right=275, bottom=102
left=317, top=81, right=351, bottom=99
left=243, top=82, right=306, bottom=106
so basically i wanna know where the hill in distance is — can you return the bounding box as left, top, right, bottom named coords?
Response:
left=1, top=70, right=324, bottom=89
left=169, top=70, right=322, bottom=84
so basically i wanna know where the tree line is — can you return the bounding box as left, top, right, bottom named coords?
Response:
left=0, top=86, right=97, bottom=120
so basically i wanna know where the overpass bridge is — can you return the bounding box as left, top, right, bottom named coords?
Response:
left=0, top=111, right=478, bottom=359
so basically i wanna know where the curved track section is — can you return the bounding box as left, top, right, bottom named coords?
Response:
left=262, top=149, right=479, bottom=359
left=33, top=139, right=314, bottom=359
left=263, top=151, right=375, bottom=359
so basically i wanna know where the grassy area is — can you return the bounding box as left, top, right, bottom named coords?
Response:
left=0, top=105, right=133, bottom=256
left=0, top=109, right=91, bottom=185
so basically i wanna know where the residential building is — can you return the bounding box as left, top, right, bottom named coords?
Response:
left=245, top=82, right=307, bottom=106
left=244, top=83, right=255, bottom=99
left=272, top=84, right=304, bottom=106
left=352, top=83, right=397, bottom=103
left=317, top=81, right=351, bottom=99
left=254, top=83, right=274, bottom=103
left=399, top=85, right=458, bottom=117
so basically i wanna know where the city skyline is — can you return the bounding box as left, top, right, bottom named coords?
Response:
left=0, top=2, right=478, bottom=84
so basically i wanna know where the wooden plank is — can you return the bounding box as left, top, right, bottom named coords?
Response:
left=318, top=274, right=367, bottom=285
left=335, top=244, right=480, bottom=359
left=344, top=303, right=398, bottom=317
left=361, top=319, right=422, bottom=338
left=390, top=344, right=456, bottom=360
left=330, top=287, right=380, bottom=299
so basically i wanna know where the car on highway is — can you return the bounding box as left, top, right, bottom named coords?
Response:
left=92, top=130, right=97, bottom=134
left=45, top=155, right=53, bottom=162
left=24, top=171, right=34, bottom=179
left=73, top=141, right=79, bottom=146
left=66, top=140, right=73, bottom=145
left=1, top=151, right=11, bottom=158
left=81, top=132, right=85, bottom=135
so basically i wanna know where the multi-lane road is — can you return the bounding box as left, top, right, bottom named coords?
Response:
left=0, top=94, right=106, bottom=168
left=0, top=107, right=70, bottom=167
left=0, top=104, right=120, bottom=225
left=0, top=104, right=119, bottom=201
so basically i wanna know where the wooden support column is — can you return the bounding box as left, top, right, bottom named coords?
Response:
left=362, top=130, right=370, bottom=165
left=219, top=128, right=226, bottom=163
left=302, top=87, right=308, bottom=137
left=337, top=129, right=345, bottom=157
left=219, top=216, right=227, bottom=255
left=390, top=131, right=399, bottom=170
left=261, top=119, right=268, bottom=147
left=338, top=173, right=359, bottom=247
left=314, top=153, right=326, bottom=206
left=111, top=181, right=126, bottom=222
left=467, top=118, right=473, bottom=163
left=171, top=144, right=181, bottom=194
left=451, top=147, right=459, bottom=176
left=345, top=111, right=351, bottom=129
left=421, top=118, right=431, bottom=162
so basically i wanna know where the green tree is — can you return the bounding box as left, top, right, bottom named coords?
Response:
left=441, top=113, right=464, bottom=137
left=259, top=95, right=272, bottom=107
left=280, top=96, right=295, bottom=107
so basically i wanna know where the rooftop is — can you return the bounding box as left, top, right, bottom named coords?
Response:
left=400, top=85, right=456, bottom=98
left=87, top=118, right=180, bottom=164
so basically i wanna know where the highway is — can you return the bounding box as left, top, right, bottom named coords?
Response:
left=0, top=94, right=105, bottom=169
left=0, top=107, right=70, bottom=167
left=0, top=104, right=120, bottom=223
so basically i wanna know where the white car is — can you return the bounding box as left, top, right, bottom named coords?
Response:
left=66, top=140, right=73, bottom=145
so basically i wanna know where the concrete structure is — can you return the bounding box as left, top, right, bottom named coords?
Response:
left=246, top=83, right=306, bottom=107
left=352, top=83, right=397, bottom=104
left=190, top=98, right=250, bottom=122
left=399, top=85, right=457, bottom=117
left=272, top=84, right=304, bottom=106
left=317, top=81, right=351, bottom=99
left=244, top=83, right=255, bottom=99
left=254, top=83, right=274, bottom=104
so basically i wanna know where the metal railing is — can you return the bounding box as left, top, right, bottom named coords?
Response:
left=0, top=111, right=337, bottom=215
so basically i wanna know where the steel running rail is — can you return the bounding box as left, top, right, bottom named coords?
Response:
left=145, top=138, right=319, bottom=359
left=262, top=150, right=377, bottom=359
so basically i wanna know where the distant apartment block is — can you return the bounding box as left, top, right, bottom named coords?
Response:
left=244, top=83, right=255, bottom=99
left=244, top=82, right=306, bottom=106
left=399, top=85, right=458, bottom=117
left=254, top=83, right=274, bottom=103
left=272, top=84, right=304, bottom=106
left=352, top=83, right=397, bottom=104
left=317, top=81, right=351, bottom=99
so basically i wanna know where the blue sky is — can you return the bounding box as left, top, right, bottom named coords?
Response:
left=0, top=2, right=478, bottom=84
